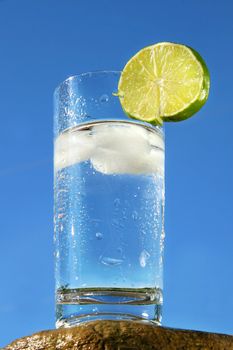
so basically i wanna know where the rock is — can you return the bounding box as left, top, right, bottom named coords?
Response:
left=4, top=321, right=233, bottom=350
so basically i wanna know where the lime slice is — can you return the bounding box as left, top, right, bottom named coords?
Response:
left=118, top=42, right=210, bottom=124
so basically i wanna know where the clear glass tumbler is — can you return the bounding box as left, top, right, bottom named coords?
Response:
left=54, top=71, right=165, bottom=328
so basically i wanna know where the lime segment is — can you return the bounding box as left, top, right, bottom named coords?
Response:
left=118, top=42, right=210, bottom=124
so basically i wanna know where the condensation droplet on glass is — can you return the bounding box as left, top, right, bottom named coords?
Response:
left=139, top=249, right=151, bottom=268
left=75, top=97, right=81, bottom=106
left=100, top=256, right=124, bottom=266
left=114, top=198, right=120, bottom=207
left=117, top=246, right=123, bottom=254
left=132, top=210, right=138, bottom=220
left=57, top=213, right=64, bottom=219
left=112, top=218, right=119, bottom=227
left=159, top=256, right=163, bottom=266
left=99, top=94, right=109, bottom=103
left=95, top=232, right=103, bottom=240
left=112, top=219, right=124, bottom=229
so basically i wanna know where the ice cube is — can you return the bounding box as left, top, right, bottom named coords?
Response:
left=54, top=130, right=95, bottom=171
left=54, top=123, right=164, bottom=175
left=91, top=123, right=164, bottom=175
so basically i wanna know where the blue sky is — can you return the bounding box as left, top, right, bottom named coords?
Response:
left=0, top=0, right=233, bottom=346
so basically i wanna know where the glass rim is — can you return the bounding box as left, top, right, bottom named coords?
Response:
left=54, top=70, right=121, bottom=96
left=54, top=70, right=164, bottom=135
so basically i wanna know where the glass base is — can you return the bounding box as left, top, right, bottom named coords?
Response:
left=55, top=287, right=162, bottom=328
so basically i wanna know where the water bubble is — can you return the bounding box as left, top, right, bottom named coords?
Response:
left=139, top=249, right=150, bottom=268
left=95, top=232, right=103, bottom=240
left=100, top=256, right=124, bottom=266
left=99, top=94, right=109, bottom=103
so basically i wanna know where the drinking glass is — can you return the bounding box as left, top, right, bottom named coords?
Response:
left=54, top=71, right=165, bottom=327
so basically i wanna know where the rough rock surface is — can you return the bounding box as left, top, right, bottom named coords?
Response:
left=4, top=320, right=233, bottom=350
